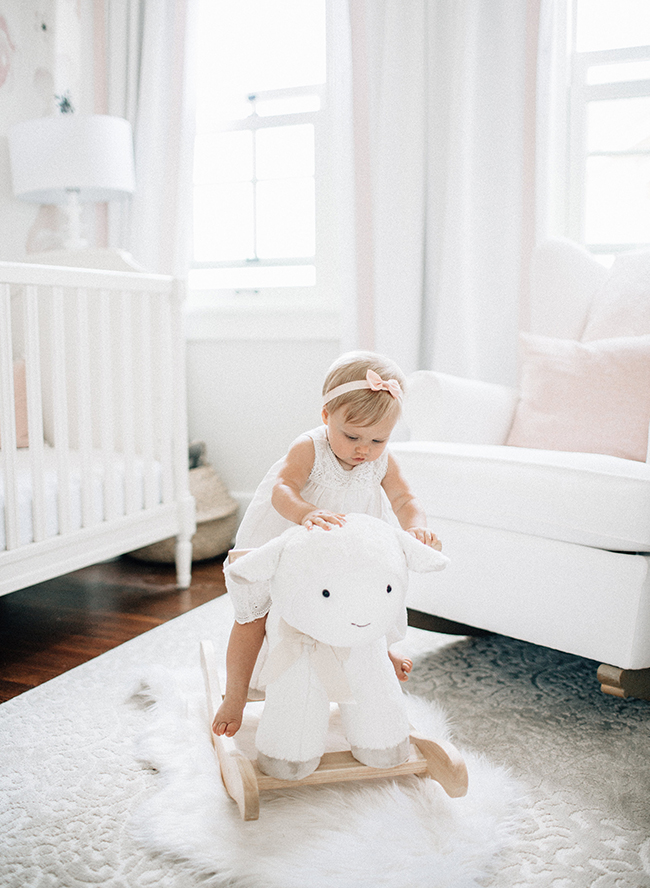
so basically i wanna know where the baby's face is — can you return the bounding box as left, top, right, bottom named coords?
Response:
left=322, top=407, right=396, bottom=471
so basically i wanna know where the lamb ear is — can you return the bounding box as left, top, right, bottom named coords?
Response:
left=225, top=525, right=302, bottom=583
left=396, top=528, right=450, bottom=573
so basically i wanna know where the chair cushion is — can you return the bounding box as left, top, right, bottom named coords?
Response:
left=505, top=333, right=650, bottom=462
left=391, top=441, right=650, bottom=551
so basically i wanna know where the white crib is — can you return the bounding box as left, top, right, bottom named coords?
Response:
left=0, top=261, right=195, bottom=597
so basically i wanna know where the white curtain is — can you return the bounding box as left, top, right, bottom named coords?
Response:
left=535, top=0, right=570, bottom=247
left=348, top=0, right=540, bottom=384
left=99, top=0, right=197, bottom=275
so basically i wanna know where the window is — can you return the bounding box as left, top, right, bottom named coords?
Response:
left=567, top=0, right=650, bottom=257
left=191, top=0, right=328, bottom=298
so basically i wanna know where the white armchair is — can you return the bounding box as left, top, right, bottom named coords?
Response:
left=392, top=238, right=650, bottom=700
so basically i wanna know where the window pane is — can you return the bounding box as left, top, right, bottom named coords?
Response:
left=193, top=0, right=324, bottom=290
left=577, top=0, right=650, bottom=52
left=194, top=131, right=253, bottom=184
left=256, top=179, right=315, bottom=257
left=587, top=96, right=650, bottom=152
left=585, top=155, right=650, bottom=243
left=256, top=125, right=315, bottom=180
left=189, top=265, right=316, bottom=290
left=193, top=183, right=254, bottom=261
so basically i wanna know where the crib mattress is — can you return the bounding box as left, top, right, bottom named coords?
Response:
left=0, top=447, right=163, bottom=550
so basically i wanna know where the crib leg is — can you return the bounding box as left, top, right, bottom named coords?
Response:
left=174, top=536, right=192, bottom=588
left=174, top=492, right=196, bottom=588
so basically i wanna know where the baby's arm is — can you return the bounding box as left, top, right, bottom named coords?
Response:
left=382, top=453, right=442, bottom=550
left=272, top=435, right=345, bottom=530
left=383, top=454, right=440, bottom=681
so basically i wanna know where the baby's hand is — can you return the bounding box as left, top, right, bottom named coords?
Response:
left=302, top=510, right=346, bottom=530
left=408, top=527, right=442, bottom=551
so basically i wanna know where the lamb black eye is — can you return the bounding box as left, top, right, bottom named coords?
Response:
left=386, top=585, right=392, bottom=593
left=322, top=589, right=330, bottom=598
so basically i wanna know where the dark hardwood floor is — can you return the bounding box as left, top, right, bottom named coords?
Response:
left=0, top=555, right=228, bottom=704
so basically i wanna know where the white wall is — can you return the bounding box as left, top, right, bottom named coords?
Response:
left=186, top=327, right=341, bottom=506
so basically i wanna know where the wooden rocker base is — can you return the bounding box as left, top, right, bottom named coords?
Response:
left=200, top=640, right=468, bottom=821
left=598, top=664, right=650, bottom=702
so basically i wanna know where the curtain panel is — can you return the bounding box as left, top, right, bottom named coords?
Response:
left=94, top=0, right=197, bottom=276
left=348, top=0, right=541, bottom=385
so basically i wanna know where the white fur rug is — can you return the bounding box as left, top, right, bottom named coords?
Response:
left=129, top=664, right=522, bottom=888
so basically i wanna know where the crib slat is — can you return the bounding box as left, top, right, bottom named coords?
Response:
left=75, top=287, right=94, bottom=527
left=171, top=279, right=191, bottom=500
left=120, top=290, right=137, bottom=514
left=51, top=286, right=72, bottom=535
left=0, top=283, right=19, bottom=550
left=98, top=289, right=118, bottom=522
left=138, top=292, right=157, bottom=510
left=23, top=285, right=46, bottom=543
left=158, top=295, right=175, bottom=505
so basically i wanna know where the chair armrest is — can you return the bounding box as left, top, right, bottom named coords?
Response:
left=403, top=371, right=519, bottom=445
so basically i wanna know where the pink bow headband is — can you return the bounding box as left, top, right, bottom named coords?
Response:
left=322, top=369, right=403, bottom=406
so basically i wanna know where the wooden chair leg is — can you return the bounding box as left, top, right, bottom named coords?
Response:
left=598, top=664, right=650, bottom=702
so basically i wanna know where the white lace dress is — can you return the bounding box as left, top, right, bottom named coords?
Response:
left=227, top=425, right=397, bottom=625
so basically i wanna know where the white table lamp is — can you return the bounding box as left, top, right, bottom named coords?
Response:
left=8, top=114, right=136, bottom=251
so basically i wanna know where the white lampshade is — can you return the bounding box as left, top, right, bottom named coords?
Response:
left=8, top=114, right=135, bottom=204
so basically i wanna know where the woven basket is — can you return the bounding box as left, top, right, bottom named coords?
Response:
left=129, top=464, right=239, bottom=563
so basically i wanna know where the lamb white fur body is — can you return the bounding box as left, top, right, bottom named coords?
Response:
left=226, top=513, right=449, bottom=781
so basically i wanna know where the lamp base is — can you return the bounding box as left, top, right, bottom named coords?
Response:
left=61, top=188, right=87, bottom=252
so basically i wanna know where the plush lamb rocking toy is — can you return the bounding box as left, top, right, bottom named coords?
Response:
left=200, top=513, right=469, bottom=820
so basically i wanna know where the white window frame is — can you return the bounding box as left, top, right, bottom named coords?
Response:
left=187, top=1, right=348, bottom=319
left=191, top=86, right=324, bottom=289
left=566, top=1, right=650, bottom=256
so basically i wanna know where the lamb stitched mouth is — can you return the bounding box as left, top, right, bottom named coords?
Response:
left=352, top=622, right=371, bottom=628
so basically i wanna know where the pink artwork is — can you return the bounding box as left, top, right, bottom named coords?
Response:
left=0, top=15, right=15, bottom=90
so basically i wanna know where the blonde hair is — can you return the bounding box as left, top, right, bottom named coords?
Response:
left=322, top=351, right=406, bottom=427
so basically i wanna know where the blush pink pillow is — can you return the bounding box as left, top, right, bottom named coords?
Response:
left=506, top=333, right=650, bottom=462
left=0, top=360, right=29, bottom=449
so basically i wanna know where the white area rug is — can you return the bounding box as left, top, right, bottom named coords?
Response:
left=1, top=592, right=649, bottom=888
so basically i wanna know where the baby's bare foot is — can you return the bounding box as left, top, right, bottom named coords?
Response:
left=212, top=698, right=245, bottom=737
left=389, top=650, right=413, bottom=682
